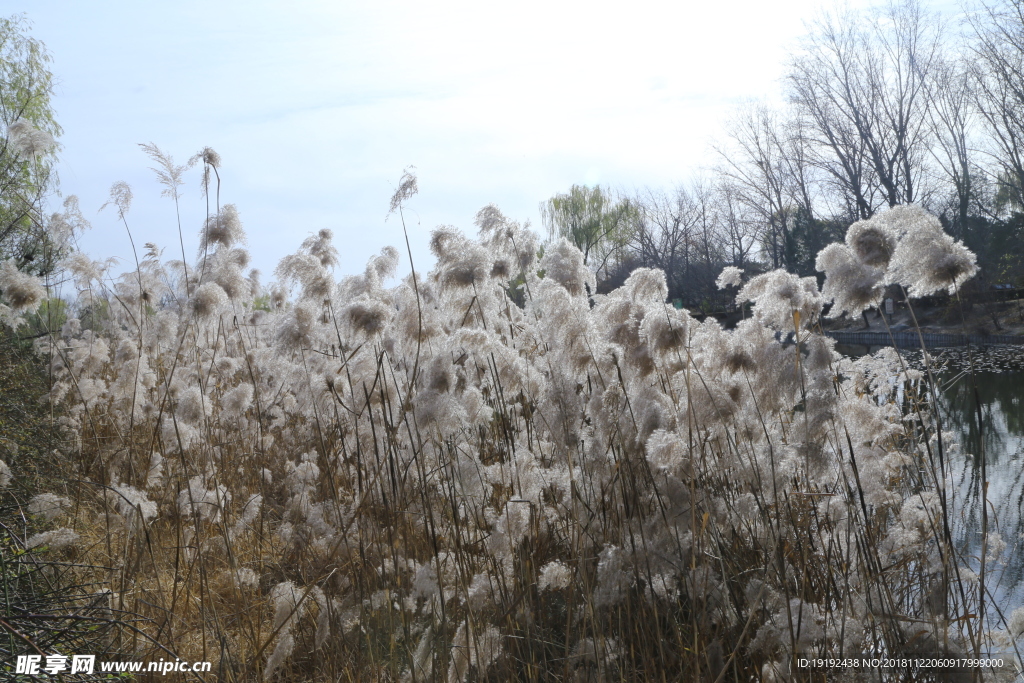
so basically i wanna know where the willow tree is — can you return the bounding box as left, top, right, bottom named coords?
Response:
left=540, top=184, right=636, bottom=283
left=1, top=14, right=61, bottom=276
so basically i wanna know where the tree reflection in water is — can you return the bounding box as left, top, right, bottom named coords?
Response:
left=937, top=367, right=1024, bottom=625
left=837, top=342, right=1024, bottom=628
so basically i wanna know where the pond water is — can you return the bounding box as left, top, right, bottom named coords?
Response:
left=937, top=364, right=1024, bottom=629
left=838, top=344, right=1024, bottom=632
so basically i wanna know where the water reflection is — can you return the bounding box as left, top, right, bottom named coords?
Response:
left=836, top=343, right=1024, bottom=628
left=937, top=368, right=1024, bottom=620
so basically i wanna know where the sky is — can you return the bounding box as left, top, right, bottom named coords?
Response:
left=18, top=0, right=935, bottom=282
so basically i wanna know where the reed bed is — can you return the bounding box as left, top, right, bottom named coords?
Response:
left=0, top=157, right=1020, bottom=681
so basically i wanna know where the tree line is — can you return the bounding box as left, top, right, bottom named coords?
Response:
left=6, top=2, right=1024, bottom=315
left=543, top=0, right=1024, bottom=311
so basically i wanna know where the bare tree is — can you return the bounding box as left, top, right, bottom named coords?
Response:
left=625, top=180, right=745, bottom=306
left=715, top=182, right=761, bottom=269
left=925, top=55, right=981, bottom=235
left=968, top=0, right=1024, bottom=210
left=717, top=104, right=815, bottom=270
left=629, top=185, right=698, bottom=300
left=787, top=0, right=941, bottom=218
left=691, top=179, right=726, bottom=271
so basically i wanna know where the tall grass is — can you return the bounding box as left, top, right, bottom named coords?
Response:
left=1, top=159, right=1020, bottom=681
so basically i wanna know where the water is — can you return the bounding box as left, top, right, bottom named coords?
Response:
left=937, top=366, right=1024, bottom=628
left=838, top=343, right=1024, bottom=632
